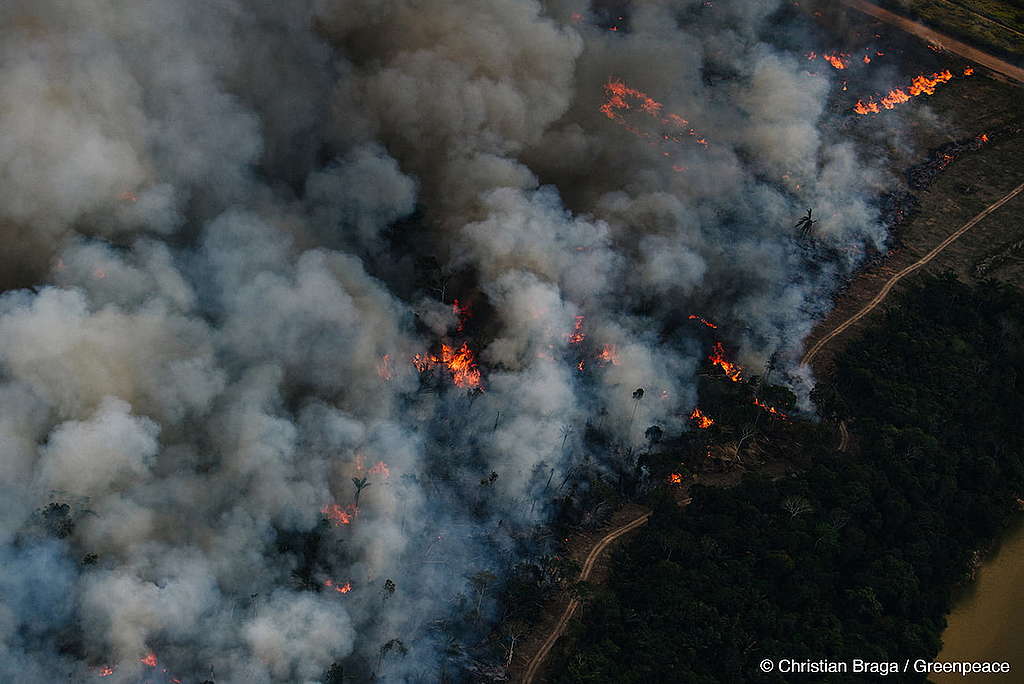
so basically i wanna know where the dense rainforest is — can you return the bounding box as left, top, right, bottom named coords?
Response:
left=546, top=274, right=1024, bottom=682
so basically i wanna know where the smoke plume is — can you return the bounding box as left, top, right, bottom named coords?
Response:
left=0, top=0, right=890, bottom=680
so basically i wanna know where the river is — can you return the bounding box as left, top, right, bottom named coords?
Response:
left=933, top=518, right=1024, bottom=683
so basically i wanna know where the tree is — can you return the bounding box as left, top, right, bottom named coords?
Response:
left=781, top=495, right=812, bottom=518
left=352, top=477, right=371, bottom=508
left=500, top=620, right=529, bottom=669
left=467, top=570, right=498, bottom=622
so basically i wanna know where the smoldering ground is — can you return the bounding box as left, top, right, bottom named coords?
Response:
left=0, top=0, right=892, bottom=681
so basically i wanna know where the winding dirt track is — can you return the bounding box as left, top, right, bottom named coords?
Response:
left=522, top=512, right=652, bottom=683
left=838, top=0, right=1024, bottom=84
left=802, top=181, right=1024, bottom=366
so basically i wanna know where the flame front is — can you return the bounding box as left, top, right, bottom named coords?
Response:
left=753, top=397, right=788, bottom=419
left=690, top=408, right=714, bottom=429
left=139, top=653, right=157, bottom=667
left=708, top=342, right=742, bottom=382
left=321, top=503, right=356, bottom=526
left=325, top=579, right=352, bottom=594
left=853, top=70, right=956, bottom=115
left=412, top=342, right=483, bottom=388
left=667, top=473, right=683, bottom=484
left=599, top=79, right=710, bottom=160
left=688, top=314, right=718, bottom=329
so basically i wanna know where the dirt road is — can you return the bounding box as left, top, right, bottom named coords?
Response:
left=838, top=0, right=1024, bottom=84
left=802, top=181, right=1024, bottom=366
left=521, top=512, right=652, bottom=683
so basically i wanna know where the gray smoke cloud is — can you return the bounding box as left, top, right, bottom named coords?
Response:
left=0, top=0, right=891, bottom=681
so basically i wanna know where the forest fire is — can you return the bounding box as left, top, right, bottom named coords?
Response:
left=97, top=666, right=115, bottom=677
left=708, top=342, right=743, bottom=382
left=690, top=408, right=715, bottom=429
left=369, top=461, right=391, bottom=479
left=596, top=344, right=620, bottom=366
left=688, top=314, right=718, bottom=329
left=667, top=473, right=683, bottom=484
left=753, top=397, right=788, bottom=419
left=600, top=79, right=709, bottom=152
left=822, top=52, right=850, bottom=69
left=322, top=503, right=357, bottom=526
left=139, top=652, right=157, bottom=667
left=325, top=579, right=352, bottom=594
left=567, top=315, right=586, bottom=344
left=853, top=70, right=956, bottom=115
left=412, top=342, right=483, bottom=388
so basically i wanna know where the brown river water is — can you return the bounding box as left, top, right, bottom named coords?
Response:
left=932, top=518, right=1024, bottom=683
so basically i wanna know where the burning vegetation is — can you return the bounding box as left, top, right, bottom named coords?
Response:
left=599, top=79, right=709, bottom=164
left=412, top=342, right=483, bottom=389
left=852, top=67, right=973, bottom=115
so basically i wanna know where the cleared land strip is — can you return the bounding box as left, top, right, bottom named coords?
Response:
left=839, top=0, right=1024, bottom=84
left=802, top=181, right=1024, bottom=365
left=522, top=512, right=652, bottom=683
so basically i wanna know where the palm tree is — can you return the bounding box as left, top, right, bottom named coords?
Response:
left=352, top=477, right=371, bottom=508
left=795, top=208, right=817, bottom=238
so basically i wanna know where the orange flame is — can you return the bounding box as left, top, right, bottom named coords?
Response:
left=979, top=133, right=989, bottom=143
left=600, top=79, right=709, bottom=154
left=577, top=360, right=585, bottom=372
left=325, top=579, right=352, bottom=594
left=688, top=314, right=718, bottom=329
left=567, top=316, right=586, bottom=344
left=369, top=461, right=390, bottom=479
left=753, top=397, right=788, bottom=419
left=97, top=666, right=115, bottom=677
left=596, top=344, right=620, bottom=366
left=963, top=66, right=974, bottom=76
left=853, top=70, right=955, bottom=115
left=377, top=354, right=393, bottom=381
left=321, top=503, right=356, bottom=526
left=667, top=473, right=683, bottom=484
left=413, top=342, right=483, bottom=388
left=708, top=342, right=742, bottom=382
left=140, top=653, right=157, bottom=667
left=822, top=52, right=850, bottom=69
left=690, top=408, right=715, bottom=429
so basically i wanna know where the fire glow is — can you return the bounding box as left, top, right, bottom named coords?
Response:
left=708, top=342, right=742, bottom=382
left=369, top=461, right=390, bottom=479
left=325, top=579, right=353, bottom=594
left=567, top=315, right=585, bottom=344
left=753, top=397, right=788, bottom=419
left=667, top=473, right=683, bottom=484
left=690, top=408, right=715, bottom=429
left=139, top=653, right=157, bottom=667
left=599, top=79, right=710, bottom=156
left=688, top=314, right=718, bottom=329
left=853, top=69, right=961, bottom=115
left=596, top=344, right=620, bottom=366
left=322, top=503, right=357, bottom=526
left=412, top=342, right=483, bottom=388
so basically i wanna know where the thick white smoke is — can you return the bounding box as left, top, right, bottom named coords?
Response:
left=0, top=0, right=891, bottom=681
